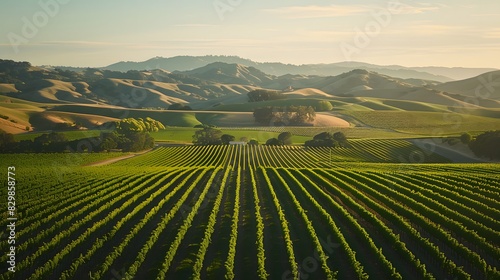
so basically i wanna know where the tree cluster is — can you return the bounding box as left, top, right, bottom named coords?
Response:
left=468, top=130, right=500, bottom=160
left=304, top=132, right=348, bottom=148
left=247, top=89, right=286, bottom=102
left=192, top=127, right=249, bottom=146
left=0, top=130, right=156, bottom=153
left=265, top=132, right=293, bottom=146
left=104, top=117, right=166, bottom=134
left=192, top=127, right=224, bottom=145
left=0, top=131, right=68, bottom=153
left=168, top=103, right=192, bottom=110
left=253, top=106, right=316, bottom=126
left=92, top=131, right=155, bottom=152
left=0, top=117, right=164, bottom=153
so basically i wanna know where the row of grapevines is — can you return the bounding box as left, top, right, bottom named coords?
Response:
left=117, top=168, right=213, bottom=279
left=15, top=171, right=137, bottom=244
left=318, top=169, right=471, bottom=279
left=269, top=168, right=343, bottom=280
left=225, top=166, right=241, bottom=279
left=303, top=169, right=433, bottom=279
left=155, top=167, right=223, bottom=279
left=249, top=166, right=268, bottom=279
left=192, top=166, right=232, bottom=279
left=335, top=169, right=495, bottom=279
left=347, top=170, right=499, bottom=275
left=14, top=172, right=161, bottom=260
left=62, top=168, right=194, bottom=279
left=23, top=170, right=173, bottom=280
left=283, top=168, right=399, bottom=279
left=258, top=167, right=299, bottom=279
left=376, top=172, right=500, bottom=242
left=408, top=173, right=500, bottom=211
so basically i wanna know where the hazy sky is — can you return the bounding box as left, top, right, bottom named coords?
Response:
left=1, top=0, right=499, bottom=68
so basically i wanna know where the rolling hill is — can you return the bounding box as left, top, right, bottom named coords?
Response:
left=9, top=79, right=96, bottom=104
left=178, top=62, right=275, bottom=86
left=433, top=70, right=500, bottom=99
left=1, top=58, right=499, bottom=135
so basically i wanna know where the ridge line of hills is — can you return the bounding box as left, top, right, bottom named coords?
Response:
left=48, top=55, right=498, bottom=82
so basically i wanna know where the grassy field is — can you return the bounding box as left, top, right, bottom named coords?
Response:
left=344, top=111, right=500, bottom=135
left=0, top=147, right=498, bottom=280
left=151, top=128, right=312, bottom=144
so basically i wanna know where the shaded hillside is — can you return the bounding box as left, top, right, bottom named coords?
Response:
left=9, top=79, right=96, bottom=104
left=90, top=78, right=259, bottom=108
left=0, top=61, right=260, bottom=108
left=414, top=66, right=499, bottom=81
left=179, top=62, right=275, bottom=86
left=312, top=69, right=414, bottom=95
left=433, top=70, right=500, bottom=100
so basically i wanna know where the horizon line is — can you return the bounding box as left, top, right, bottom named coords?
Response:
left=12, top=54, right=498, bottom=70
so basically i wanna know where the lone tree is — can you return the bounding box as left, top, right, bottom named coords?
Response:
left=248, top=139, right=259, bottom=145
left=278, top=132, right=293, bottom=145
left=221, top=134, right=236, bottom=145
left=193, top=127, right=223, bottom=145
left=460, top=132, right=473, bottom=144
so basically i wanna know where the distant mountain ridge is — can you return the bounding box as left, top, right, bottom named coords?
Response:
left=101, top=55, right=498, bottom=82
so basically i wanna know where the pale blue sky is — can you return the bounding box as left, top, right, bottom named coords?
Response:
left=1, top=0, right=499, bottom=68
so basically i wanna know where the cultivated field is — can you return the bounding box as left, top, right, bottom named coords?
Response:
left=0, top=145, right=498, bottom=280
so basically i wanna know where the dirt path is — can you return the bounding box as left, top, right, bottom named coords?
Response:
left=84, top=148, right=153, bottom=166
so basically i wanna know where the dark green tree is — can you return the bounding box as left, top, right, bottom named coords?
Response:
left=253, top=107, right=275, bottom=125
left=468, top=130, right=500, bottom=160
left=0, top=130, right=15, bottom=152
left=31, top=132, right=68, bottom=152
left=305, top=131, right=341, bottom=147
left=278, top=132, right=293, bottom=145
left=98, top=131, right=119, bottom=152
left=221, top=134, right=236, bottom=145
left=313, top=132, right=332, bottom=141
left=333, top=132, right=348, bottom=147
left=265, top=138, right=281, bottom=146
left=193, top=127, right=223, bottom=145
left=460, top=133, right=472, bottom=144
left=248, top=139, right=259, bottom=145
